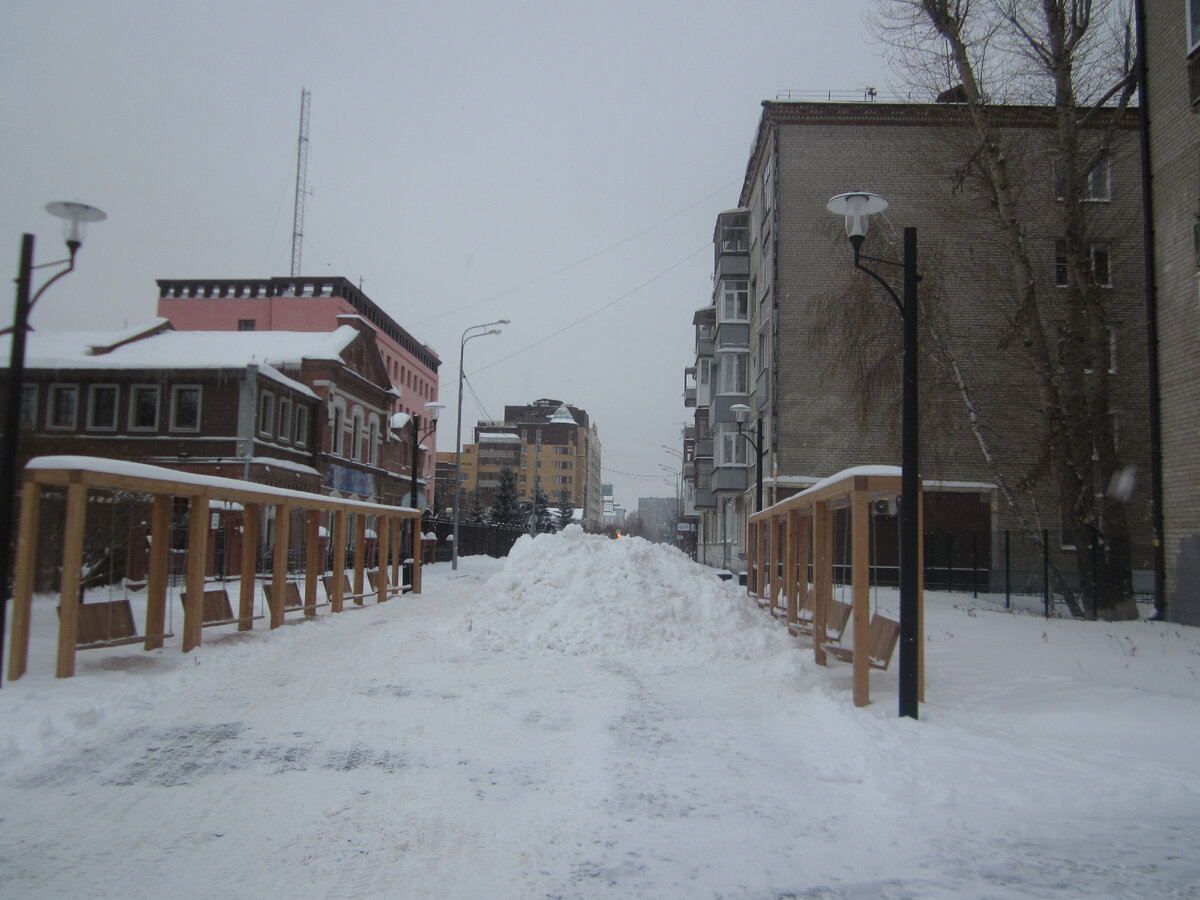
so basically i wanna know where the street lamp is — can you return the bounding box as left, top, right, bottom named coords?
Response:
left=453, top=319, right=508, bottom=570
left=1, top=201, right=107, bottom=688
left=729, top=403, right=763, bottom=512
left=826, top=191, right=920, bottom=720
left=409, top=401, right=444, bottom=511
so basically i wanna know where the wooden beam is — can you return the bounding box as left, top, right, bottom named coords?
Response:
left=183, top=492, right=209, bottom=652
left=812, top=500, right=829, bottom=667
left=353, top=513, right=366, bottom=598
left=239, top=503, right=260, bottom=630
left=376, top=516, right=389, bottom=604
left=7, top=481, right=41, bottom=681
left=852, top=486, right=871, bottom=707
left=55, top=480, right=88, bottom=678
left=269, top=503, right=289, bottom=629
left=331, top=510, right=346, bottom=613
left=305, top=509, right=320, bottom=617
left=784, top=509, right=798, bottom=625
left=411, top=517, right=422, bottom=595
left=144, top=494, right=171, bottom=650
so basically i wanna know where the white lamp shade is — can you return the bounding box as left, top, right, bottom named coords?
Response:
left=826, top=192, right=888, bottom=238
left=45, top=201, right=107, bottom=247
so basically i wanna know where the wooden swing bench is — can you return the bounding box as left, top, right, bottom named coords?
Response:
left=828, top=614, right=902, bottom=671
left=367, top=567, right=411, bottom=599
left=788, top=593, right=853, bottom=642
left=61, top=597, right=174, bottom=649
left=263, top=580, right=329, bottom=615
left=321, top=574, right=372, bottom=607
left=180, top=587, right=263, bottom=629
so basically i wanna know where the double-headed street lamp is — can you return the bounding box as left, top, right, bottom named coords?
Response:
left=826, top=191, right=920, bottom=721
left=453, top=319, right=508, bottom=570
left=1, top=201, right=107, bottom=688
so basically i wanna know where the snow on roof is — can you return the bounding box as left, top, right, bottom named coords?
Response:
left=16, top=323, right=370, bottom=398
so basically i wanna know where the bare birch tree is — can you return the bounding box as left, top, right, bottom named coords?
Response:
left=869, top=0, right=1141, bottom=619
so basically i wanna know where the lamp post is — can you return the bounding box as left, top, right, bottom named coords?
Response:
left=729, top=403, right=763, bottom=512
left=0, top=201, right=107, bottom=688
left=410, top=401, right=444, bottom=511
left=453, top=319, right=508, bottom=570
left=825, top=191, right=919, bottom=720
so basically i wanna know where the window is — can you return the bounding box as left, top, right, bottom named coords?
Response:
left=47, top=385, right=78, bottom=430
left=19, top=385, right=37, bottom=426
left=719, top=430, right=748, bottom=466
left=129, top=385, right=159, bottom=430
left=294, top=405, right=309, bottom=447
left=720, top=213, right=749, bottom=253
left=1190, top=0, right=1200, bottom=53
left=169, top=386, right=201, bottom=431
left=87, top=385, right=119, bottom=431
left=1055, top=240, right=1069, bottom=286
left=1086, top=157, right=1110, bottom=202
left=717, top=351, right=749, bottom=394
left=368, top=418, right=379, bottom=466
left=719, top=280, right=749, bottom=322
left=237, top=319, right=256, bottom=331
left=258, top=391, right=275, bottom=436
left=332, top=405, right=344, bottom=456
left=1091, top=243, right=1112, bottom=287
left=760, top=157, right=773, bottom=224
left=277, top=397, right=292, bottom=442
left=351, top=414, right=362, bottom=461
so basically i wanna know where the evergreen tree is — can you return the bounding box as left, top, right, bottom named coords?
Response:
left=533, top=487, right=555, bottom=534
left=465, top=489, right=487, bottom=525
left=556, top=490, right=576, bottom=531
left=491, top=466, right=523, bottom=526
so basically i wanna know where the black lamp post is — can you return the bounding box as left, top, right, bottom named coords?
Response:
left=826, top=191, right=920, bottom=720
left=410, top=401, right=444, bottom=511
left=0, top=201, right=107, bottom=688
left=730, top=403, right=763, bottom=512
left=453, top=320, right=507, bottom=570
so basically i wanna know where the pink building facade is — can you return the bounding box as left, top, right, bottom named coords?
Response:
left=157, top=276, right=441, bottom=507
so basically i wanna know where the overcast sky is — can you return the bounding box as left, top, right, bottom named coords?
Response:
left=1, top=0, right=893, bottom=510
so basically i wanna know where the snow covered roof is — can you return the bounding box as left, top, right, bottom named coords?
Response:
left=16, top=323, right=372, bottom=398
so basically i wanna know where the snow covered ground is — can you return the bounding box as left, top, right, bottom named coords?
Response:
left=1, top=526, right=1197, bottom=899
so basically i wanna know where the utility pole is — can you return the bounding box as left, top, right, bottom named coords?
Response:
left=291, top=88, right=311, bottom=278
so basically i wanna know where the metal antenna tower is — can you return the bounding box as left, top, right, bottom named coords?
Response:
left=290, top=88, right=311, bottom=277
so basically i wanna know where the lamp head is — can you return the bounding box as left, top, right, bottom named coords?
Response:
left=730, top=403, right=751, bottom=425
left=45, top=201, right=107, bottom=256
left=424, top=401, right=445, bottom=423
left=825, top=191, right=888, bottom=240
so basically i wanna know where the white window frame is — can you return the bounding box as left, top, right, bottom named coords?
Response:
left=331, top=403, right=345, bottom=457
left=716, top=350, right=749, bottom=395
left=718, top=430, right=748, bottom=467
left=129, top=384, right=160, bottom=431
left=719, top=280, right=749, bottom=323
left=1085, top=157, right=1111, bottom=202
left=294, top=405, right=309, bottom=448
left=86, top=384, right=119, bottom=431
left=47, top=384, right=79, bottom=431
left=277, top=396, right=292, bottom=443
left=258, top=391, right=275, bottom=437
left=170, top=385, right=202, bottom=432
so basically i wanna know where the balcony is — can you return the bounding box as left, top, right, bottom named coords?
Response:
left=713, top=467, right=748, bottom=492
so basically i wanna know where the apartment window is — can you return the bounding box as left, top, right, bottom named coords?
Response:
left=277, top=397, right=292, bottom=443
left=170, top=386, right=201, bottom=432
left=332, top=405, right=344, bottom=456
left=719, top=280, right=749, bottom=322
left=1190, top=0, right=1200, bottom=53
left=351, top=414, right=362, bottom=461
left=87, top=385, right=119, bottom=431
left=718, top=430, right=747, bottom=466
left=720, top=214, right=749, bottom=253
left=237, top=319, right=256, bottom=332
left=1091, top=243, right=1112, bottom=287
left=717, top=351, right=749, bottom=394
left=258, top=391, right=275, bottom=437
left=294, top=405, right=309, bottom=448
left=368, top=418, right=379, bottom=466
left=760, top=157, right=773, bottom=224
left=47, top=384, right=79, bottom=430
left=1086, top=157, right=1111, bottom=201
left=130, top=385, right=160, bottom=430
left=19, top=385, right=37, bottom=426
left=1054, top=241, right=1069, bottom=286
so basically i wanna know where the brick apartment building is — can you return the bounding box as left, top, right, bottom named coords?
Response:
left=156, top=275, right=441, bottom=508
left=1143, top=0, right=1200, bottom=624
left=686, top=99, right=1154, bottom=591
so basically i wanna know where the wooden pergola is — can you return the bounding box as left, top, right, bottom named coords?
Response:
left=746, top=466, right=925, bottom=708
left=6, top=456, right=423, bottom=681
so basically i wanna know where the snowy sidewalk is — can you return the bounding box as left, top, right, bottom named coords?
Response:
left=1, top=529, right=1198, bottom=898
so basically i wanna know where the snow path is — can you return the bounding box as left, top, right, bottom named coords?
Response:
left=1, top=532, right=1198, bottom=898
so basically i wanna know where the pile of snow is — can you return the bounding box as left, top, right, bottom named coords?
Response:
left=467, top=525, right=795, bottom=664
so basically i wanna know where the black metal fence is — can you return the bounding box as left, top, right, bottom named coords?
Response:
left=423, top=520, right=525, bottom=562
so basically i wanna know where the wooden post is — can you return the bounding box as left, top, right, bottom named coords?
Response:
left=55, top=480, right=88, bottom=677
left=792, top=513, right=811, bottom=634
left=183, top=492, right=209, bottom=652
left=7, top=480, right=41, bottom=681
left=784, top=508, right=798, bottom=625
left=305, top=509, right=320, bottom=617
left=851, top=484, right=871, bottom=707
left=918, top=484, right=926, bottom=703
left=770, top=515, right=784, bottom=614
left=812, top=500, right=829, bottom=666
left=756, top=520, right=767, bottom=601
left=239, top=503, right=260, bottom=630
left=330, top=510, right=346, bottom=612
left=353, top=513, right=366, bottom=597
left=377, top=516, right=390, bottom=604
left=144, top=494, right=171, bottom=650
left=269, top=503, right=289, bottom=628
left=746, top=521, right=757, bottom=596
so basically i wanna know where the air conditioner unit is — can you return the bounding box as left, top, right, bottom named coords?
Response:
left=872, top=498, right=897, bottom=516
